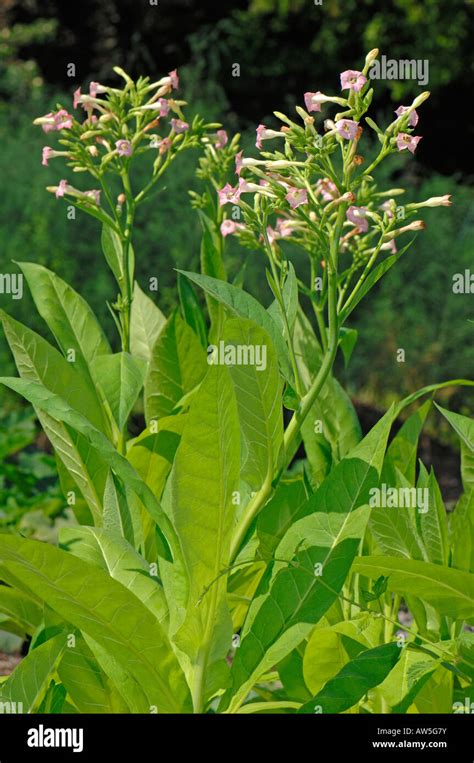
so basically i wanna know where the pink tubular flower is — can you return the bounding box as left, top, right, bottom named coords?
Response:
left=316, top=177, right=339, bottom=201
left=171, top=118, right=189, bottom=133
left=220, top=220, right=245, bottom=237
left=42, top=147, right=54, bottom=166
left=169, top=69, right=179, bottom=90
left=346, top=205, right=369, bottom=233
left=335, top=119, right=360, bottom=140
left=395, top=106, right=419, bottom=127
left=235, top=150, right=244, bottom=176
left=256, top=124, right=267, bottom=149
left=36, top=109, right=74, bottom=133
left=55, top=179, right=69, bottom=198
left=215, top=130, right=228, bottom=149
left=53, top=109, right=73, bottom=130
left=304, top=92, right=323, bottom=113
left=285, top=187, right=308, bottom=209
left=218, top=183, right=241, bottom=206
left=255, top=124, right=282, bottom=149
left=396, top=133, right=422, bottom=154
left=340, top=70, right=367, bottom=92
left=116, top=139, right=133, bottom=157
left=157, top=98, right=170, bottom=117
left=89, top=81, right=107, bottom=98
left=73, top=88, right=82, bottom=109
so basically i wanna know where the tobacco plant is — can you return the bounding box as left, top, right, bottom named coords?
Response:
left=0, top=52, right=473, bottom=715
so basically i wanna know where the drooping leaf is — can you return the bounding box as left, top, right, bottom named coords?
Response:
left=298, top=642, right=401, bottom=713
left=353, top=556, right=474, bottom=620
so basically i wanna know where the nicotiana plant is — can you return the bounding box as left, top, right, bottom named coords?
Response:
left=0, top=51, right=473, bottom=715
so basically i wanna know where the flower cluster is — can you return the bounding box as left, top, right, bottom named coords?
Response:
left=211, top=49, right=451, bottom=310
left=34, top=67, right=221, bottom=217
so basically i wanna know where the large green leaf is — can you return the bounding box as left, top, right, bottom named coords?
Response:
left=92, top=352, right=146, bottom=431
left=178, top=272, right=208, bottom=347
left=416, top=465, right=449, bottom=566
left=256, top=479, right=309, bottom=562
left=178, top=270, right=293, bottom=382
left=0, top=376, right=176, bottom=560
left=168, top=364, right=240, bottom=705
left=57, top=633, right=117, bottom=713
left=0, top=310, right=108, bottom=434
left=0, top=535, right=192, bottom=713
left=18, top=261, right=111, bottom=377
left=0, top=633, right=65, bottom=712
left=298, top=642, right=401, bottom=713
left=144, top=311, right=207, bottom=424
left=130, top=281, right=166, bottom=363
left=451, top=442, right=474, bottom=572
left=0, top=585, right=42, bottom=635
left=224, top=408, right=393, bottom=710
left=382, top=400, right=431, bottom=485
left=102, top=471, right=140, bottom=548
left=353, top=556, right=474, bottom=620
left=369, top=467, right=425, bottom=561
left=0, top=312, right=109, bottom=521
left=222, top=408, right=394, bottom=712
left=59, top=525, right=168, bottom=626
left=221, top=317, right=283, bottom=490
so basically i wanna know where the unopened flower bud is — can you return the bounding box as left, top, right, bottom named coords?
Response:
left=407, top=194, right=452, bottom=209
left=117, top=193, right=127, bottom=205
left=87, top=145, right=99, bottom=157
left=384, top=220, right=426, bottom=239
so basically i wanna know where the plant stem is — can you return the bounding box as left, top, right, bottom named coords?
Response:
left=229, top=208, right=344, bottom=562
